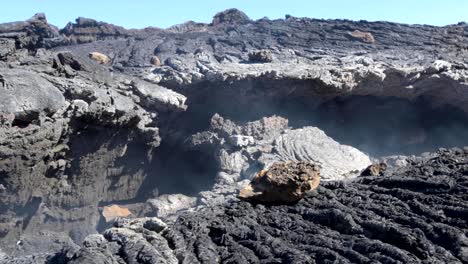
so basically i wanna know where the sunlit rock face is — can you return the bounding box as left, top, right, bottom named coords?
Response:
left=1, top=9, right=468, bottom=261
left=239, top=161, right=321, bottom=203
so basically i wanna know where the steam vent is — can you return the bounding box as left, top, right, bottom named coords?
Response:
left=1, top=9, right=468, bottom=264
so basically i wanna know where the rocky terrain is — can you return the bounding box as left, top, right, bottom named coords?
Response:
left=0, top=8, right=468, bottom=263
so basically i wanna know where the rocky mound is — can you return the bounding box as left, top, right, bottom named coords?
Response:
left=41, top=147, right=468, bottom=264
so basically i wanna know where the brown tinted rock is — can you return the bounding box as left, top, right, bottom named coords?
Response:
left=248, top=50, right=273, bottom=63
left=348, top=30, right=375, bottom=43
left=360, top=162, right=387, bottom=176
left=102, top=205, right=132, bottom=222
left=88, top=52, right=110, bottom=64
left=239, top=161, right=320, bottom=203
left=212, top=9, right=250, bottom=26
left=150, top=55, right=161, bottom=66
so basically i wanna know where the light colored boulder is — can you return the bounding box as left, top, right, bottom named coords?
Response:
left=259, top=127, right=372, bottom=180
left=0, top=69, right=66, bottom=119
left=228, top=135, right=255, bottom=147
left=239, top=161, right=320, bottom=203
left=88, top=52, right=110, bottom=64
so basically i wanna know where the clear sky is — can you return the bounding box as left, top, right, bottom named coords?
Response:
left=1, top=0, right=467, bottom=29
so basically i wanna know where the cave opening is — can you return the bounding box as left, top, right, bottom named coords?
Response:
left=163, top=78, right=468, bottom=157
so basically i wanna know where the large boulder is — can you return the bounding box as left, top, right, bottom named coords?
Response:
left=348, top=30, right=375, bottom=43
left=131, top=80, right=187, bottom=112
left=259, top=127, right=372, bottom=180
left=0, top=69, right=66, bottom=123
left=239, top=161, right=320, bottom=203
left=145, top=194, right=197, bottom=219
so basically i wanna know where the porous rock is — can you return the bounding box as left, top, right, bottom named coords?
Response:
left=239, top=161, right=321, bottom=203
left=102, top=205, right=132, bottom=222
left=348, top=30, right=375, bottom=43
left=59, top=148, right=468, bottom=263
left=360, top=162, right=388, bottom=176
left=248, top=49, right=273, bottom=63
left=88, top=52, right=110, bottom=64
left=0, top=69, right=66, bottom=119
left=150, top=55, right=161, bottom=66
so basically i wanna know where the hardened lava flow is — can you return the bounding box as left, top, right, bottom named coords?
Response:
left=0, top=9, right=468, bottom=263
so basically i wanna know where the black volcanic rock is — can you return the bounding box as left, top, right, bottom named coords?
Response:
left=55, top=148, right=468, bottom=263
left=2, top=8, right=468, bottom=262
left=211, top=8, right=251, bottom=25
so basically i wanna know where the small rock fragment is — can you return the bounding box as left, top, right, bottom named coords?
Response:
left=88, top=52, right=110, bottom=64
left=239, top=161, right=320, bottom=203
left=360, top=162, right=387, bottom=176
left=248, top=50, right=273, bottom=63
left=348, top=30, right=375, bottom=43
left=102, top=205, right=132, bottom=222
left=150, top=55, right=161, bottom=66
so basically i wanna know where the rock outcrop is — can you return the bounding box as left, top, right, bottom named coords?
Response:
left=248, top=50, right=273, bottom=63
left=0, top=13, right=62, bottom=49
left=360, top=162, right=388, bottom=176
left=1, top=9, right=468, bottom=262
left=47, top=148, right=468, bottom=264
left=60, top=17, right=135, bottom=44
left=239, top=161, right=321, bottom=203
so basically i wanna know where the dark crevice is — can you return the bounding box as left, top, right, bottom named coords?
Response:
left=11, top=111, right=40, bottom=128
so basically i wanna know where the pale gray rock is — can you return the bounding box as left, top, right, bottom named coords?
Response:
left=0, top=69, right=66, bottom=119
left=145, top=194, right=197, bottom=219
left=131, top=80, right=187, bottom=112
left=260, top=127, right=372, bottom=180
left=0, top=39, right=15, bottom=59
left=191, top=115, right=371, bottom=182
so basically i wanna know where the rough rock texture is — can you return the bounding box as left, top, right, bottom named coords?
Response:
left=1, top=8, right=468, bottom=261
left=143, top=194, right=197, bottom=219
left=102, top=205, right=132, bottom=222
left=348, top=30, right=375, bottom=43
left=239, top=161, right=321, bottom=203
left=88, top=51, right=110, bottom=64
left=248, top=50, right=273, bottom=63
left=190, top=115, right=371, bottom=182
left=60, top=17, right=140, bottom=44
left=360, top=162, right=388, bottom=176
left=50, top=148, right=468, bottom=264
left=211, top=9, right=251, bottom=26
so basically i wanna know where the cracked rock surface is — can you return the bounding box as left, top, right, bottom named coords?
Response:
left=1, top=8, right=468, bottom=263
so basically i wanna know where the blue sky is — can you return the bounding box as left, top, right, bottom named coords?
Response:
left=1, top=0, right=467, bottom=29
